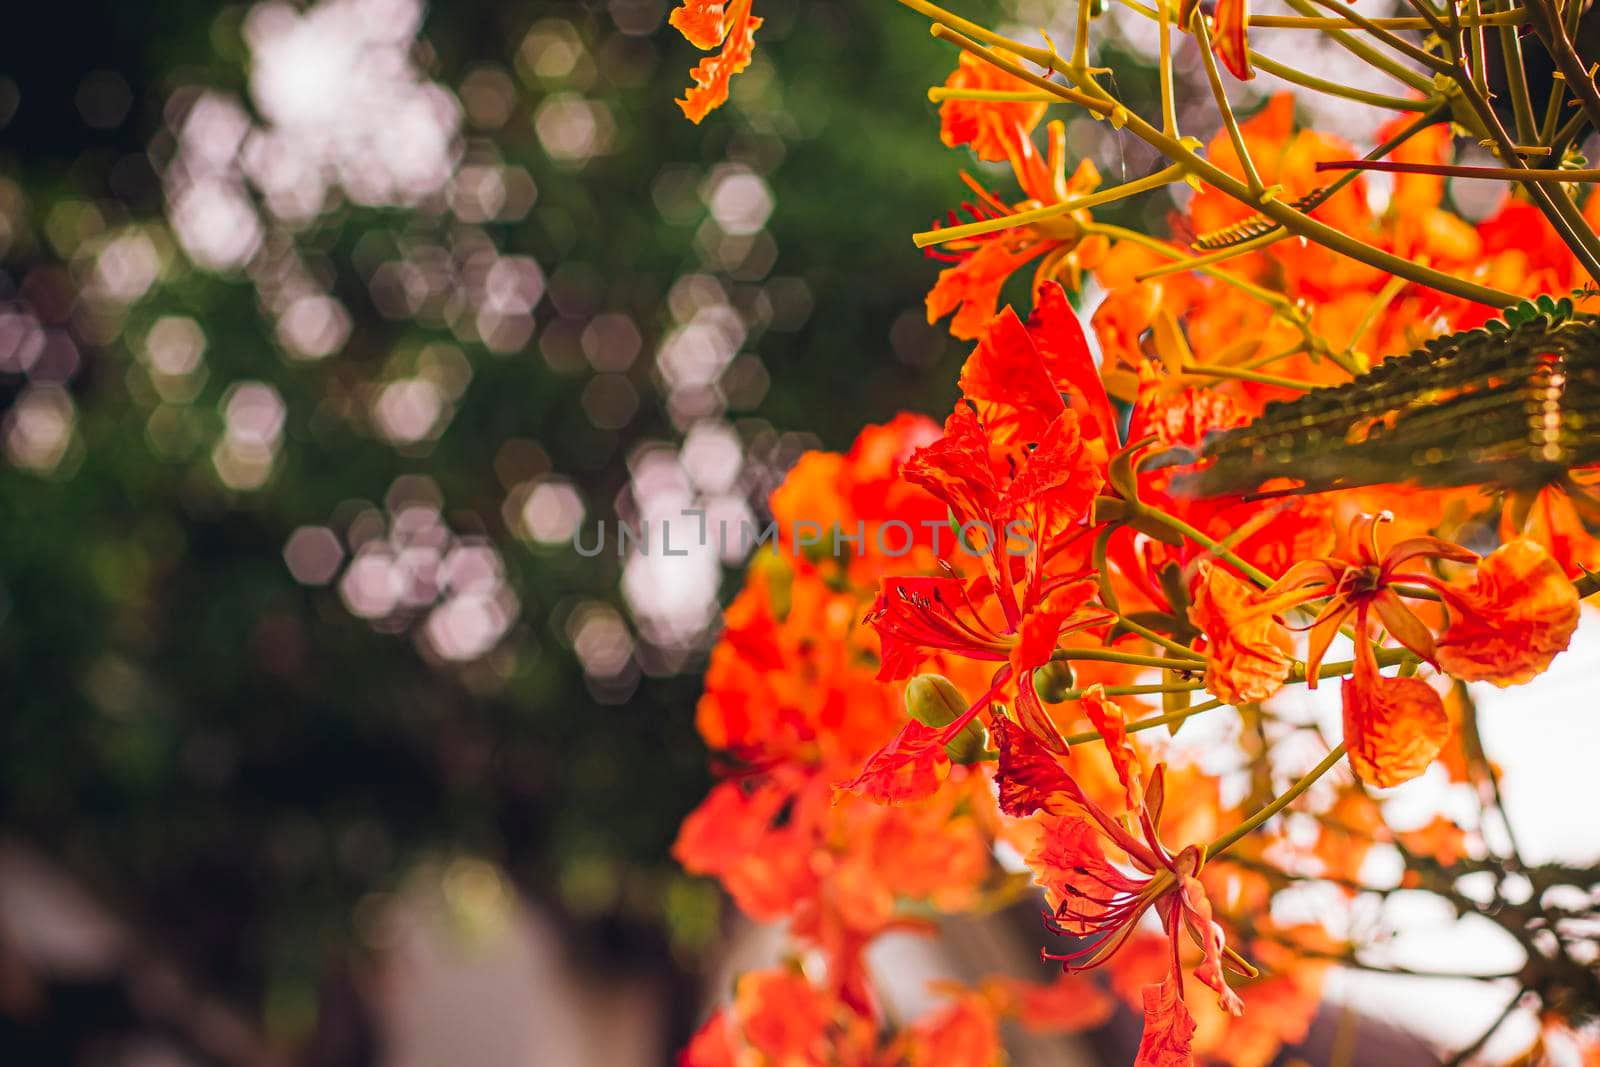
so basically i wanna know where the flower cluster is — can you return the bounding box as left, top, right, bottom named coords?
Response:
left=673, top=3, right=1600, bottom=1065
left=677, top=417, right=1113, bottom=1061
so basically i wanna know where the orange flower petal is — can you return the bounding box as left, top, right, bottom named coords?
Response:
left=1134, top=971, right=1198, bottom=1067
left=1211, top=0, right=1254, bottom=80
left=1504, top=484, right=1600, bottom=578
left=981, top=972, right=1115, bottom=1033
left=677, top=12, right=761, bottom=124
left=1011, top=579, right=1100, bottom=672
left=1001, top=408, right=1102, bottom=521
left=1178, top=874, right=1244, bottom=1014
left=992, top=715, right=1081, bottom=816
left=1189, top=560, right=1293, bottom=704
left=1341, top=658, right=1450, bottom=789
left=957, top=305, right=1067, bottom=439
left=838, top=718, right=952, bottom=805
left=680, top=1008, right=738, bottom=1067
left=669, top=0, right=727, bottom=50
left=1371, top=589, right=1437, bottom=664
left=895, top=996, right=1003, bottom=1067
left=1436, top=539, right=1580, bottom=686
left=1028, top=813, right=1142, bottom=924
left=1031, top=281, right=1122, bottom=446
left=927, top=240, right=1051, bottom=341
left=1015, top=672, right=1071, bottom=753
left=901, top=403, right=1003, bottom=532
left=938, top=50, right=1047, bottom=163
left=1082, top=683, right=1145, bottom=813
left=1091, top=280, right=1164, bottom=370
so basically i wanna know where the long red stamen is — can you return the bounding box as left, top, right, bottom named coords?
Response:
left=936, top=675, right=1008, bottom=745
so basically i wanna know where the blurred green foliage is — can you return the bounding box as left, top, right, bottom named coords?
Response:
left=0, top=0, right=1003, bottom=1053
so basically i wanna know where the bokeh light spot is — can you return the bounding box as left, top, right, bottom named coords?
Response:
left=283, top=526, right=346, bottom=585
left=521, top=479, right=585, bottom=544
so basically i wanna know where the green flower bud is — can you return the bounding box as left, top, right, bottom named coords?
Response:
left=1032, top=660, right=1075, bottom=703
left=905, top=674, right=989, bottom=764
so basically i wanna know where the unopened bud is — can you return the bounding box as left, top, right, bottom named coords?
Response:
left=1163, top=684, right=1191, bottom=735
left=906, top=673, right=964, bottom=727
left=905, top=674, right=989, bottom=764
left=1032, top=660, right=1075, bottom=703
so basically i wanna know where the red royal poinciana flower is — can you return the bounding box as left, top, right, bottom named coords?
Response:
left=994, top=690, right=1250, bottom=1067
left=1230, top=511, right=1464, bottom=787
left=1220, top=513, right=1578, bottom=787
left=937, top=49, right=1047, bottom=163
left=864, top=574, right=1110, bottom=760
left=927, top=123, right=1108, bottom=340
left=853, top=290, right=1116, bottom=771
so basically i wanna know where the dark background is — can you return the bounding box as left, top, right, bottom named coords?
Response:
left=0, top=0, right=1000, bottom=1061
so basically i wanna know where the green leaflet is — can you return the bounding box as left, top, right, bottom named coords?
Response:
left=1189, top=185, right=1338, bottom=251
left=1178, top=296, right=1600, bottom=497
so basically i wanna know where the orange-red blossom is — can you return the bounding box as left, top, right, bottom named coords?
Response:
left=1194, top=512, right=1580, bottom=787
left=926, top=118, right=1107, bottom=340
left=996, top=690, right=1250, bottom=1067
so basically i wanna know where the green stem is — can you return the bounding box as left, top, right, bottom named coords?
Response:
left=1049, top=647, right=1206, bottom=670
left=1131, top=503, right=1275, bottom=586
left=1549, top=102, right=1591, bottom=161
left=1463, top=0, right=1490, bottom=94
left=1540, top=71, right=1569, bottom=146
left=1062, top=698, right=1223, bottom=745
left=1239, top=340, right=1315, bottom=370
left=1207, top=742, right=1348, bottom=859
left=1249, top=10, right=1523, bottom=28
left=1320, top=159, right=1600, bottom=182
left=1157, top=0, right=1177, bottom=136
left=1137, top=106, right=1446, bottom=283
left=1304, top=0, right=1453, bottom=73
left=1093, top=526, right=1122, bottom=613
left=921, top=19, right=1504, bottom=308
left=1280, top=0, right=1437, bottom=92
left=1118, top=613, right=1203, bottom=657
left=1444, top=55, right=1600, bottom=283
left=1014, top=50, right=1519, bottom=306
left=926, top=87, right=1058, bottom=103
left=1179, top=362, right=1313, bottom=391
left=914, top=164, right=1184, bottom=247
left=1085, top=223, right=1303, bottom=315
left=1193, top=15, right=1264, bottom=192
left=1298, top=646, right=1412, bottom=682
left=1525, top=0, right=1600, bottom=140
left=1564, top=0, right=1585, bottom=37
left=1111, top=0, right=1436, bottom=106
left=1248, top=53, right=1432, bottom=111
left=1073, top=0, right=1093, bottom=69
left=1059, top=680, right=1206, bottom=700
left=896, top=0, right=1058, bottom=69
left=1494, top=2, right=1538, bottom=141
left=1340, top=273, right=1408, bottom=364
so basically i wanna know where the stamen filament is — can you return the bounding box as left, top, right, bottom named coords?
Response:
left=926, top=87, right=1058, bottom=103
left=1207, top=742, right=1350, bottom=859
left=913, top=165, right=1184, bottom=248
left=1318, top=158, right=1600, bottom=182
